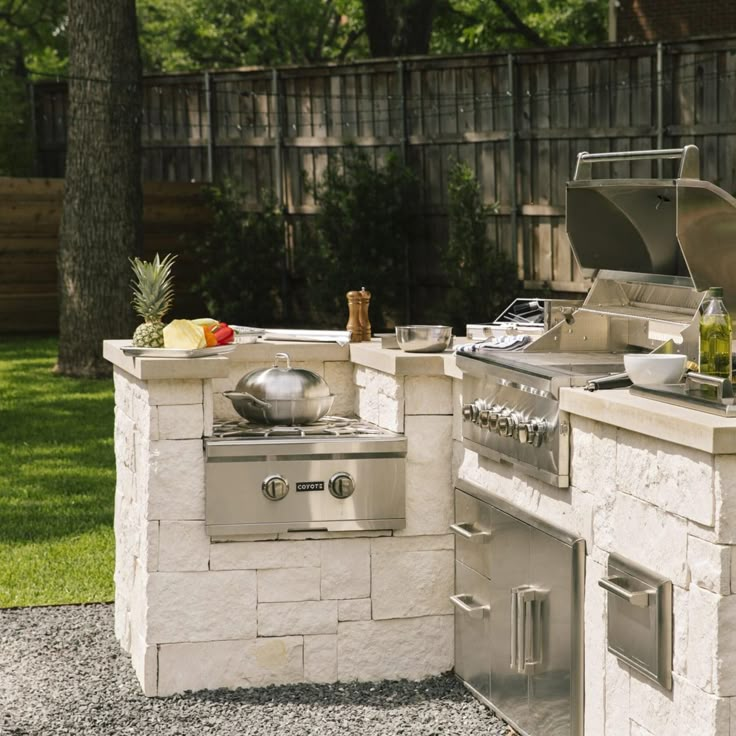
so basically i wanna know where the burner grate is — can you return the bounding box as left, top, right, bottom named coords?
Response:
left=211, top=416, right=388, bottom=439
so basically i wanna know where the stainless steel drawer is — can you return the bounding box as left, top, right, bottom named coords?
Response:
left=599, top=554, right=672, bottom=690
left=452, top=490, right=493, bottom=578
left=452, top=561, right=491, bottom=701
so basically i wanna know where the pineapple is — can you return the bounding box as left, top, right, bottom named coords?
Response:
left=130, top=253, right=176, bottom=347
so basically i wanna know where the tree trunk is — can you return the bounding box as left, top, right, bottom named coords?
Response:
left=363, top=0, right=438, bottom=57
left=56, top=0, right=142, bottom=377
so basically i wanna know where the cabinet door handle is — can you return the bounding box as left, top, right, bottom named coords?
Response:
left=599, top=576, right=653, bottom=608
left=449, top=522, right=492, bottom=543
left=450, top=594, right=490, bottom=619
left=510, top=585, right=548, bottom=675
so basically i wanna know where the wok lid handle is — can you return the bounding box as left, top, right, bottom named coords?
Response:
left=273, top=352, right=292, bottom=370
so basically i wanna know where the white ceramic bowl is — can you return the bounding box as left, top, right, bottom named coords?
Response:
left=623, top=353, right=687, bottom=385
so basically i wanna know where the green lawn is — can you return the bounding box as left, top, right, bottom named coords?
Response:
left=0, top=336, right=115, bottom=608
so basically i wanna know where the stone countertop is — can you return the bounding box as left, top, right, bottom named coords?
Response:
left=103, top=339, right=350, bottom=380
left=561, top=386, right=736, bottom=454
left=104, top=338, right=464, bottom=381
left=349, top=340, right=464, bottom=379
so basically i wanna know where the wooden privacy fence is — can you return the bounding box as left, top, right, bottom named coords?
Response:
left=0, top=178, right=210, bottom=332
left=32, top=35, right=736, bottom=306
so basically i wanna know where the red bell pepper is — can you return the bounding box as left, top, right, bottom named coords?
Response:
left=212, top=322, right=234, bottom=345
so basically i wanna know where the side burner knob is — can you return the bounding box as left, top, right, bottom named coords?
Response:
left=262, top=475, right=289, bottom=501
left=329, top=472, right=355, bottom=499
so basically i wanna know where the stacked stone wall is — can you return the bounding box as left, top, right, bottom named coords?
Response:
left=113, top=359, right=456, bottom=696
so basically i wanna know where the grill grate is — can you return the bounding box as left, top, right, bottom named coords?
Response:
left=211, top=416, right=389, bottom=439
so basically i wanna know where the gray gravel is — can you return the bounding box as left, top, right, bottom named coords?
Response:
left=1, top=604, right=516, bottom=736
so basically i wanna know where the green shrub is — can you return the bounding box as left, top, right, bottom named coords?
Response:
left=193, top=182, right=286, bottom=326
left=301, top=149, right=419, bottom=329
left=443, top=161, right=519, bottom=329
left=0, top=76, right=34, bottom=176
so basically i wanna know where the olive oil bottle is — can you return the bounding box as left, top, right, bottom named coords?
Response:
left=699, top=287, right=733, bottom=379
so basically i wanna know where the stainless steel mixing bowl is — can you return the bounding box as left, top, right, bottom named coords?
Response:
left=395, top=325, right=453, bottom=353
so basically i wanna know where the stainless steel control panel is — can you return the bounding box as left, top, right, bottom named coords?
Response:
left=459, top=363, right=570, bottom=488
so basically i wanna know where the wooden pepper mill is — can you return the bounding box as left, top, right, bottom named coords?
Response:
left=358, top=287, right=371, bottom=341
left=346, top=290, right=362, bottom=342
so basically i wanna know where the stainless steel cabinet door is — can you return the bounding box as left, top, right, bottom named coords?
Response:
left=526, top=529, right=578, bottom=736
left=489, top=509, right=583, bottom=736
left=453, top=561, right=492, bottom=701
left=489, top=508, right=532, bottom=731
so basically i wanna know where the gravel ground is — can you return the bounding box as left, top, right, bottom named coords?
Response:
left=1, top=604, right=516, bottom=736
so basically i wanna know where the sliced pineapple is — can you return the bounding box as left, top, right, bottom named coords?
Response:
left=163, top=319, right=207, bottom=349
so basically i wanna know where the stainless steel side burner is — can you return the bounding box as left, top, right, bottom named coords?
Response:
left=205, top=416, right=407, bottom=536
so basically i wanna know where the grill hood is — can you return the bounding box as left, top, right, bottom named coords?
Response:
left=518, top=146, right=736, bottom=362
left=566, top=145, right=736, bottom=312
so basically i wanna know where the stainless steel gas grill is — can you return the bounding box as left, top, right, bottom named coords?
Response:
left=205, top=416, right=407, bottom=536
left=456, top=145, right=736, bottom=487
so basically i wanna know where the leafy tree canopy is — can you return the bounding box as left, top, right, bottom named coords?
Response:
left=432, top=0, right=607, bottom=54
left=135, top=0, right=607, bottom=71
left=136, top=0, right=367, bottom=71
left=3, top=0, right=608, bottom=79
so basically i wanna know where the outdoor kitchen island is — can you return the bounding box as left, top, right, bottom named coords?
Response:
left=104, top=338, right=458, bottom=698
left=105, top=337, right=736, bottom=735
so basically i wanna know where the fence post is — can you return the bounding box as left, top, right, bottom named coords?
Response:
left=656, top=42, right=664, bottom=177
left=204, top=71, right=214, bottom=182
left=507, top=53, right=520, bottom=281
left=397, top=59, right=408, bottom=163
left=271, top=68, right=291, bottom=321
left=27, top=81, right=38, bottom=177
left=271, top=69, right=284, bottom=209
left=397, top=59, right=411, bottom=322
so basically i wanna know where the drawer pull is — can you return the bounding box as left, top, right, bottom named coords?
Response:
left=450, top=522, right=491, bottom=543
left=599, top=576, right=653, bottom=608
left=450, top=593, right=489, bottom=619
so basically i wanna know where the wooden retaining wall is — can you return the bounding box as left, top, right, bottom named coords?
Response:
left=0, top=178, right=210, bottom=333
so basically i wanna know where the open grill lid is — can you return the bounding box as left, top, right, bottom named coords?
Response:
left=566, top=145, right=736, bottom=317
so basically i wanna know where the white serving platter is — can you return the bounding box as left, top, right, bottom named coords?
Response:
left=120, top=344, right=236, bottom=358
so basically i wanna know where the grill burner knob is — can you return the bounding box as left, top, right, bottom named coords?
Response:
left=462, top=403, right=475, bottom=421
left=479, top=409, right=490, bottom=428
left=262, top=475, right=289, bottom=501
left=329, top=472, right=355, bottom=499
left=518, top=422, right=530, bottom=444
left=495, top=413, right=518, bottom=438
left=489, top=411, right=499, bottom=431
left=530, top=420, right=547, bottom=447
